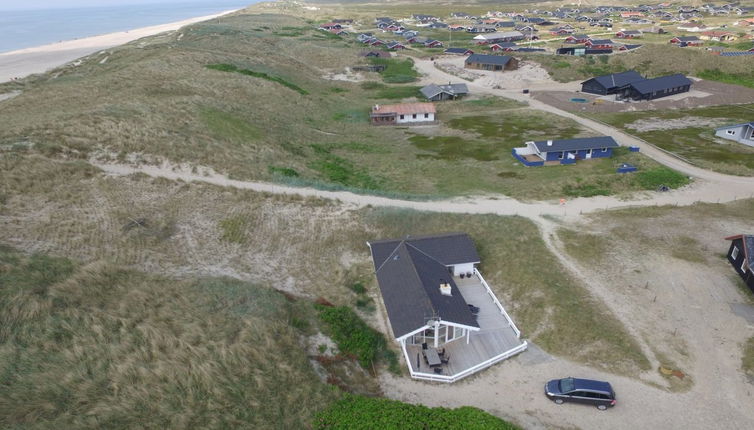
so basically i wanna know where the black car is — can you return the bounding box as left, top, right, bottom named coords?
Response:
left=545, top=377, right=616, bottom=410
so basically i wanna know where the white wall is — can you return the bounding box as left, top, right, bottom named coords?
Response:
left=453, top=262, right=475, bottom=276
left=396, top=112, right=434, bottom=124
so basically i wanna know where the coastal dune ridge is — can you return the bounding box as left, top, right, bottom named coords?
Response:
left=0, top=7, right=245, bottom=83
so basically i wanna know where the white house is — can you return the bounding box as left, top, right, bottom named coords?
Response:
left=715, top=122, right=754, bottom=147
left=370, top=103, right=436, bottom=126
left=367, top=233, right=526, bottom=382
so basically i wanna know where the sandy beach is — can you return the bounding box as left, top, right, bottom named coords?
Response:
left=0, top=8, right=243, bottom=83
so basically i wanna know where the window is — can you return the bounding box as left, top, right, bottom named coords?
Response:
left=424, top=113, right=429, bottom=119
left=586, top=149, right=592, bottom=155
left=727, top=130, right=736, bottom=135
left=399, top=114, right=405, bottom=120
left=602, top=147, right=608, bottom=152
left=732, top=246, right=739, bottom=260
left=557, top=152, right=564, bottom=160
left=412, top=114, right=417, bottom=119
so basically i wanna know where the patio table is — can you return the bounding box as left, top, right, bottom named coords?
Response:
left=425, top=348, right=441, bottom=367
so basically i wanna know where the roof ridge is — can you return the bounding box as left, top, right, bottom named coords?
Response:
left=374, top=240, right=406, bottom=273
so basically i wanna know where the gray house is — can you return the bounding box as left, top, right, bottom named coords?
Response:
left=420, top=83, right=469, bottom=101
left=715, top=122, right=754, bottom=147
left=367, top=233, right=526, bottom=382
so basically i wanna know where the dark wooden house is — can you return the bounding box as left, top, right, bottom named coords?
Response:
left=725, top=234, right=754, bottom=293
left=464, top=54, right=519, bottom=71
left=580, top=70, right=644, bottom=95
left=621, top=74, right=692, bottom=101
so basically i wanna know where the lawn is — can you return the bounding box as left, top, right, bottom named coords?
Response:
left=594, top=104, right=754, bottom=176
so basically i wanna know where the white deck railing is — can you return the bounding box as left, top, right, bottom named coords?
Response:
left=403, top=341, right=528, bottom=383
left=399, top=270, right=528, bottom=383
left=474, top=268, right=522, bottom=338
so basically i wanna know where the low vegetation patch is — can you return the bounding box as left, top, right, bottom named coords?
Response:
left=744, top=337, right=754, bottom=378
left=206, top=63, right=308, bottom=95
left=698, top=69, right=754, bottom=89
left=368, top=57, right=419, bottom=83
left=314, top=394, right=520, bottom=430
left=634, top=167, right=690, bottom=190
left=316, top=304, right=399, bottom=373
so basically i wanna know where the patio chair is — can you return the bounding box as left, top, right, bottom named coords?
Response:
left=466, top=272, right=473, bottom=278
left=437, top=348, right=445, bottom=357
left=441, top=355, right=450, bottom=365
left=433, top=367, right=443, bottom=374
left=422, top=342, right=428, bottom=350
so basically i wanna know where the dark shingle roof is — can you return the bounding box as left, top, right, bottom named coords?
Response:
left=532, top=136, right=619, bottom=152
left=465, top=54, right=514, bottom=66
left=582, top=70, right=644, bottom=90
left=420, top=83, right=469, bottom=99
left=589, top=39, right=615, bottom=44
left=628, top=74, right=692, bottom=95
left=368, top=233, right=481, bottom=338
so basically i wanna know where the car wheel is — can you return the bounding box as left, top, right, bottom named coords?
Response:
left=597, top=404, right=607, bottom=410
left=554, top=399, right=564, bottom=404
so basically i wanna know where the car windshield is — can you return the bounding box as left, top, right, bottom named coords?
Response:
left=559, top=378, right=575, bottom=393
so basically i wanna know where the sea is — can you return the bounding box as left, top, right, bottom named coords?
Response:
left=0, top=1, right=258, bottom=53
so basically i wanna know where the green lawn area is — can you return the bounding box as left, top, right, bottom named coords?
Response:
left=594, top=104, right=754, bottom=176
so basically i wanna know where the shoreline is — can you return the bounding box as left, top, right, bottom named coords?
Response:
left=0, top=7, right=244, bottom=84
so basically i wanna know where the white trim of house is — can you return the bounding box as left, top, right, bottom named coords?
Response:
left=732, top=246, right=739, bottom=260
left=400, top=268, right=526, bottom=383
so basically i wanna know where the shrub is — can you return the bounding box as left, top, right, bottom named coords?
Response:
left=314, top=394, right=520, bottom=430
left=315, top=305, right=398, bottom=372
left=268, top=166, right=300, bottom=177
left=634, top=167, right=690, bottom=190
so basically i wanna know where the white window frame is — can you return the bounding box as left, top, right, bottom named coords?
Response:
left=412, top=114, right=417, bottom=119
left=557, top=152, right=564, bottom=160
left=742, top=261, right=748, bottom=273
left=732, top=246, right=739, bottom=260
left=602, top=147, right=608, bottom=152
left=424, top=113, right=429, bottom=119
left=399, top=114, right=405, bottom=120
left=726, top=130, right=736, bottom=135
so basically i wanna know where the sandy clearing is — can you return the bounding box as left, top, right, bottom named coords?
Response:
left=0, top=8, right=242, bottom=83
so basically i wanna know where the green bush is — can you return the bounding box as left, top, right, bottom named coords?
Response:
left=268, top=166, right=300, bottom=177
left=314, top=394, right=520, bottom=430
left=206, top=63, right=308, bottom=95
left=316, top=305, right=398, bottom=372
left=634, top=167, right=690, bottom=190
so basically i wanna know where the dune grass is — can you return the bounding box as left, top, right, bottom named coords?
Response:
left=0, top=245, right=337, bottom=429
left=744, top=337, right=754, bottom=378
left=0, top=155, right=651, bottom=376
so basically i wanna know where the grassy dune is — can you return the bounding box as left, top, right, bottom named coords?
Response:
left=0, top=155, right=650, bottom=376
left=0, top=246, right=338, bottom=428
left=0, top=11, right=682, bottom=200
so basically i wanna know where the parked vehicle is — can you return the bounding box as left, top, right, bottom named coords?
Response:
left=545, top=377, right=616, bottom=410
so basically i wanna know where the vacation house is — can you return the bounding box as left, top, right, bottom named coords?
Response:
left=580, top=70, right=645, bottom=95
left=420, top=83, right=469, bottom=101
left=725, top=235, right=754, bottom=293
left=513, top=136, right=620, bottom=166
left=715, top=122, right=754, bottom=147
left=370, top=103, right=436, bottom=126
left=465, top=54, right=519, bottom=71
left=367, top=233, right=527, bottom=382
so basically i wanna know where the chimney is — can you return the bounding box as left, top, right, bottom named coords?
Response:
left=547, top=140, right=553, bottom=146
left=374, top=104, right=380, bottom=111
left=439, top=279, right=452, bottom=296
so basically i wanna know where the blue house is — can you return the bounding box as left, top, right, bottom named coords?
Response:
left=513, top=136, right=619, bottom=165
